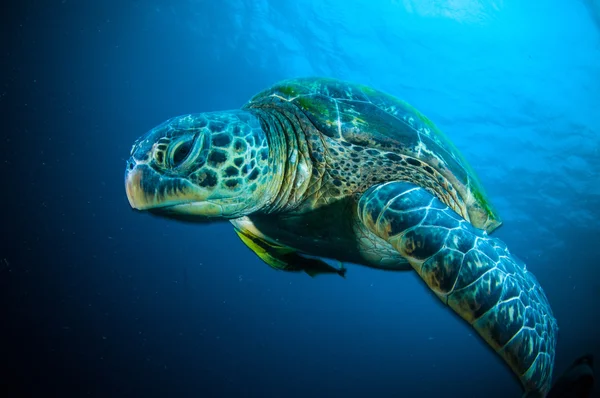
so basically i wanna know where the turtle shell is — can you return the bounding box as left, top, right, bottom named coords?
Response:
left=245, top=77, right=501, bottom=233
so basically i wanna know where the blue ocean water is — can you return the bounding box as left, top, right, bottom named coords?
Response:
left=2, top=1, right=599, bottom=397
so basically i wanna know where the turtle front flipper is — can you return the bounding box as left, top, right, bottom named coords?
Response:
left=357, top=181, right=558, bottom=396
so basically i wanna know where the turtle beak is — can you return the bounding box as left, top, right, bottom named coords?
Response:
left=125, top=163, right=151, bottom=210
left=124, top=161, right=170, bottom=210
left=124, top=160, right=220, bottom=216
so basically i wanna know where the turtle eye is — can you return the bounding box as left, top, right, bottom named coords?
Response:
left=171, top=140, right=193, bottom=167
left=167, top=132, right=210, bottom=171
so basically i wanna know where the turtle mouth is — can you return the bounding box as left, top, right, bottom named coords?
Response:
left=125, top=164, right=195, bottom=210
left=125, top=163, right=225, bottom=218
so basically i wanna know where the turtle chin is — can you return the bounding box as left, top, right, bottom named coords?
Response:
left=149, top=201, right=226, bottom=220
left=146, top=203, right=226, bottom=224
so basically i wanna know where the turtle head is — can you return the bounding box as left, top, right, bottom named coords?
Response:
left=125, top=110, right=275, bottom=220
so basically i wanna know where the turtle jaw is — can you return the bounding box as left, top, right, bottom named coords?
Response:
left=125, top=164, right=154, bottom=210
left=125, top=163, right=223, bottom=217
left=125, top=162, right=252, bottom=220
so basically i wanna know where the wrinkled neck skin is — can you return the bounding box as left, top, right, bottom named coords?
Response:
left=249, top=106, right=314, bottom=214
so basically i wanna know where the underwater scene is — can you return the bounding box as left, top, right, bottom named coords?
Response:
left=3, top=0, right=600, bottom=397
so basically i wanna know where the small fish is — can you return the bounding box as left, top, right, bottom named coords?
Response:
left=297, top=256, right=347, bottom=278
left=234, top=224, right=347, bottom=278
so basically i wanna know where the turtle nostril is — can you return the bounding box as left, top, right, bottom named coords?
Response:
left=172, top=140, right=193, bottom=167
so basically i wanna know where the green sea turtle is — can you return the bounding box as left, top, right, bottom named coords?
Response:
left=124, top=77, right=559, bottom=396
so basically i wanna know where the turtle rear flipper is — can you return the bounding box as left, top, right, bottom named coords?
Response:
left=358, top=181, right=558, bottom=396
left=543, top=354, right=594, bottom=398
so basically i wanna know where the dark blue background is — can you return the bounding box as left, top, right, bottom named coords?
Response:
left=2, top=1, right=599, bottom=397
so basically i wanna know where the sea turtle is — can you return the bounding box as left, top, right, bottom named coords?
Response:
left=124, top=77, right=558, bottom=396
